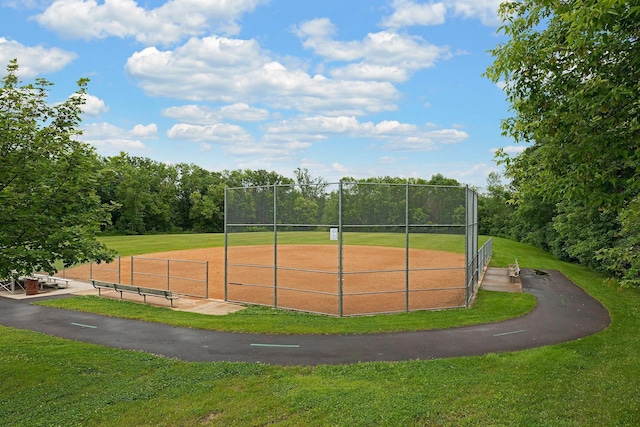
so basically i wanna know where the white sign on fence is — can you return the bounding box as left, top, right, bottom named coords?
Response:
left=330, top=228, right=338, bottom=241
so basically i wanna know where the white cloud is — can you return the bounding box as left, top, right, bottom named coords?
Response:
left=372, top=120, right=417, bottom=134
left=198, top=142, right=212, bottom=152
left=264, top=115, right=468, bottom=151
left=382, top=128, right=469, bottom=151
left=380, top=156, right=402, bottom=164
left=126, top=36, right=400, bottom=115
left=295, top=20, right=449, bottom=82
left=131, top=123, right=157, bottom=138
left=294, top=17, right=336, bottom=40
left=81, top=122, right=153, bottom=153
left=2, top=0, right=51, bottom=9
left=495, top=80, right=509, bottom=91
left=267, top=116, right=363, bottom=135
left=165, top=113, right=467, bottom=165
left=381, top=0, right=447, bottom=29
left=445, top=0, right=502, bottom=26
left=329, top=63, right=409, bottom=83
left=441, top=161, right=499, bottom=188
left=379, top=0, right=502, bottom=29
left=295, top=159, right=350, bottom=182
left=80, top=94, right=109, bottom=116
left=332, top=162, right=348, bottom=173
left=36, top=0, right=269, bottom=45
left=162, top=103, right=269, bottom=124
left=163, top=105, right=220, bottom=124
left=166, top=123, right=253, bottom=144
left=219, top=103, right=270, bottom=121
left=491, top=145, right=527, bottom=155
left=166, top=122, right=303, bottom=160
left=0, top=37, right=76, bottom=78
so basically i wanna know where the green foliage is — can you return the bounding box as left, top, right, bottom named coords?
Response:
left=596, top=196, right=640, bottom=287
left=549, top=200, right=619, bottom=267
left=485, top=0, right=640, bottom=284
left=478, top=172, right=516, bottom=237
left=0, top=60, right=115, bottom=277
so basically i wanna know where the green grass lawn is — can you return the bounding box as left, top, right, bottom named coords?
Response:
left=2, top=236, right=640, bottom=426
left=96, top=231, right=491, bottom=256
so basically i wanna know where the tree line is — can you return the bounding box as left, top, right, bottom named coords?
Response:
left=94, top=153, right=468, bottom=234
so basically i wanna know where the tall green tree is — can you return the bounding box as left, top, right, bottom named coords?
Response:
left=0, top=60, right=114, bottom=277
left=174, top=163, right=223, bottom=231
left=478, top=172, right=515, bottom=237
left=99, top=153, right=180, bottom=234
left=485, top=1, right=639, bottom=277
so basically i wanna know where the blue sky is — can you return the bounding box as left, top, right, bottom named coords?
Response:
left=0, top=0, right=524, bottom=188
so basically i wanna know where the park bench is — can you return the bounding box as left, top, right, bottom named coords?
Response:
left=91, top=280, right=179, bottom=307
left=508, top=259, right=521, bottom=283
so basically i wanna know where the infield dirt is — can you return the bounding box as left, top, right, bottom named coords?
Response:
left=65, top=245, right=466, bottom=315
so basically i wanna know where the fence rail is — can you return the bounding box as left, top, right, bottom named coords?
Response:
left=61, top=256, right=209, bottom=298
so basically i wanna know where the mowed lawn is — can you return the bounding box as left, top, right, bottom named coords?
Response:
left=93, top=231, right=491, bottom=256
left=2, top=235, right=640, bottom=426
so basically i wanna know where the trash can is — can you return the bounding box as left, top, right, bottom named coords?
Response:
left=25, top=278, right=39, bottom=295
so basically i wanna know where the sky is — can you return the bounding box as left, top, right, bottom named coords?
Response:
left=0, top=0, right=525, bottom=189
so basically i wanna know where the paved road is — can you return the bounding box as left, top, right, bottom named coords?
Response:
left=0, top=269, right=610, bottom=365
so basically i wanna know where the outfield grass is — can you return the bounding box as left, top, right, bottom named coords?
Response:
left=2, top=236, right=640, bottom=426
left=96, top=231, right=491, bottom=256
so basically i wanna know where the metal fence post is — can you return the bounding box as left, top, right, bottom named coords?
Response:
left=338, top=181, right=343, bottom=317
left=224, top=186, right=228, bottom=301
left=465, top=186, right=470, bottom=306
left=273, top=182, right=278, bottom=308
left=205, top=261, right=209, bottom=299
left=405, top=181, right=410, bottom=312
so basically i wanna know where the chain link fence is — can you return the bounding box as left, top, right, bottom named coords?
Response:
left=225, top=181, right=483, bottom=316
left=61, top=256, right=209, bottom=298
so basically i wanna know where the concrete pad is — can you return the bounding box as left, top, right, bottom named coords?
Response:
left=480, top=267, right=522, bottom=293
left=75, top=288, right=246, bottom=315
left=0, top=278, right=94, bottom=300
left=0, top=278, right=246, bottom=315
left=172, top=298, right=246, bottom=315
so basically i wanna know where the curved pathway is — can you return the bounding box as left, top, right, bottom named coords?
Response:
left=0, top=269, right=610, bottom=365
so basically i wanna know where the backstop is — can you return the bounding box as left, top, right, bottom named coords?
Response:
left=224, top=181, right=483, bottom=316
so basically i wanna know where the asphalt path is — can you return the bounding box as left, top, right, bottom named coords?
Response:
left=0, top=269, right=610, bottom=366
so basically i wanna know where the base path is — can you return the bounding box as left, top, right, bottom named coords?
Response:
left=0, top=269, right=610, bottom=366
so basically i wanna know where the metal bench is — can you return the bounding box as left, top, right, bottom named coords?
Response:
left=91, top=280, right=117, bottom=295
left=508, top=259, right=521, bottom=282
left=91, top=280, right=178, bottom=307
